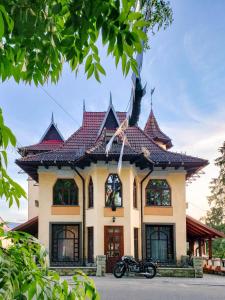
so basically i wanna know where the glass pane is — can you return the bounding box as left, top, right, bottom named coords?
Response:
left=105, top=174, right=122, bottom=207
left=58, top=239, right=74, bottom=261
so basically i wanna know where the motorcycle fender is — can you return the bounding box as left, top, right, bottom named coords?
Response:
left=145, top=262, right=157, bottom=269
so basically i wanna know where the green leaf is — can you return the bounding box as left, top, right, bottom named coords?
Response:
left=85, top=55, right=92, bottom=73
left=87, top=64, right=94, bottom=79
left=125, top=60, right=130, bottom=76
left=122, top=54, right=127, bottom=75
left=94, top=67, right=100, bottom=82
left=134, top=20, right=149, bottom=28
left=96, top=63, right=106, bottom=75
left=128, top=12, right=142, bottom=21
left=0, top=12, right=4, bottom=38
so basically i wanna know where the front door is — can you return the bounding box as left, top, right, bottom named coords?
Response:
left=104, top=226, right=124, bottom=273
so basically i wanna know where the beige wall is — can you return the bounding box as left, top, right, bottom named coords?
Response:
left=36, top=164, right=187, bottom=262
left=142, top=169, right=187, bottom=260
left=28, top=178, right=39, bottom=219
left=38, top=167, right=83, bottom=252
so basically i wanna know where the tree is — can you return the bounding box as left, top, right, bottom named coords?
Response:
left=204, top=141, right=225, bottom=258
left=0, top=1, right=173, bottom=298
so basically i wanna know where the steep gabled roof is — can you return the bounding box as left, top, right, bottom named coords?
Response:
left=144, top=109, right=172, bottom=149
left=16, top=108, right=208, bottom=182
left=97, top=95, right=121, bottom=136
left=18, top=114, right=64, bottom=156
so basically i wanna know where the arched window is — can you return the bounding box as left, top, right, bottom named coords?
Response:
left=146, top=179, right=171, bottom=206
left=88, top=177, right=94, bottom=208
left=53, top=179, right=78, bottom=206
left=133, top=179, right=137, bottom=208
left=105, top=174, right=122, bottom=208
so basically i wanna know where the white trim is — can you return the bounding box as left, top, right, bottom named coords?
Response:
left=39, top=119, right=64, bottom=143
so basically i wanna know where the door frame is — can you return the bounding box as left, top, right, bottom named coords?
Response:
left=104, top=225, right=124, bottom=272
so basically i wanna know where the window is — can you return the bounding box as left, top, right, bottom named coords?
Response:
left=134, top=228, right=139, bottom=260
left=146, top=179, right=171, bottom=206
left=53, top=179, right=78, bottom=206
left=105, top=174, right=122, bottom=208
left=51, top=224, right=80, bottom=265
left=88, top=177, right=94, bottom=208
left=88, top=227, right=94, bottom=263
left=133, top=179, right=137, bottom=208
left=146, top=225, right=174, bottom=263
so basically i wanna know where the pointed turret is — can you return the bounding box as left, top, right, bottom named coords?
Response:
left=18, top=114, right=64, bottom=157
left=98, top=93, right=120, bottom=136
left=144, top=108, right=172, bottom=149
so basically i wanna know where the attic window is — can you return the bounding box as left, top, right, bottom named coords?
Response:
left=105, top=131, right=118, bottom=144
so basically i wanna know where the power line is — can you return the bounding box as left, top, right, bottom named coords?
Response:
left=40, top=86, right=80, bottom=127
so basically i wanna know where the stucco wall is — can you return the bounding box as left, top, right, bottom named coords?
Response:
left=142, top=169, right=187, bottom=261
left=37, top=164, right=187, bottom=262
left=38, top=167, right=83, bottom=253
left=28, top=178, right=39, bottom=219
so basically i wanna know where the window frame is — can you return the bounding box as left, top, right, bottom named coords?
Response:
left=53, top=178, right=79, bottom=206
left=88, top=177, right=94, bottom=208
left=133, top=179, right=137, bottom=208
left=145, top=179, right=171, bottom=207
left=105, top=174, right=123, bottom=208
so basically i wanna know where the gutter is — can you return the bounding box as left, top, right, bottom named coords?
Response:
left=140, top=168, right=153, bottom=260
left=74, top=167, right=86, bottom=266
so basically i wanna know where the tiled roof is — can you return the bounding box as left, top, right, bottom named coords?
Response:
left=16, top=110, right=208, bottom=181
left=144, top=109, right=172, bottom=149
left=19, top=116, right=64, bottom=156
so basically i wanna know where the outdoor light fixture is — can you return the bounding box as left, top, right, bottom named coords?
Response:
left=112, top=216, right=116, bottom=223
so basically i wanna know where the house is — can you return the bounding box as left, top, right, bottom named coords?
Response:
left=15, top=98, right=224, bottom=272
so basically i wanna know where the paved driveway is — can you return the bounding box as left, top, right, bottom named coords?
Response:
left=91, top=274, right=225, bottom=300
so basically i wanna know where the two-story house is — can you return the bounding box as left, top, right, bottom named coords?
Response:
left=15, top=99, right=223, bottom=272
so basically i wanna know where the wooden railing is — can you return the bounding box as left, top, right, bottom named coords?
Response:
left=203, top=257, right=225, bottom=275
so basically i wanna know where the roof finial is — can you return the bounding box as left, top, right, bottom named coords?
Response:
left=150, top=87, right=155, bottom=110
left=83, top=99, right=86, bottom=113
left=109, top=91, right=112, bottom=106
left=51, top=112, right=54, bottom=124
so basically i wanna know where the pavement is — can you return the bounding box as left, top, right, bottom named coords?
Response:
left=64, top=274, right=225, bottom=300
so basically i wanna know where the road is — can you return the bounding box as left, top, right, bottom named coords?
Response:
left=91, top=274, right=225, bottom=300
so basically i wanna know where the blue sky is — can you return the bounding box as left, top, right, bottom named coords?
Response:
left=0, top=0, right=225, bottom=222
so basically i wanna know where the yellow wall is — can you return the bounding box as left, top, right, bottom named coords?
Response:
left=28, top=178, right=39, bottom=219
left=142, top=170, right=187, bottom=260
left=36, top=164, right=187, bottom=262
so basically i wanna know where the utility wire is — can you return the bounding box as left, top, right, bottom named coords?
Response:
left=40, top=86, right=80, bottom=127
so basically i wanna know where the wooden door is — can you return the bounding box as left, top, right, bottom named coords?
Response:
left=104, top=226, right=124, bottom=273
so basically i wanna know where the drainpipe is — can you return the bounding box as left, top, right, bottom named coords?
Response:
left=74, top=167, right=86, bottom=266
left=140, top=169, right=153, bottom=260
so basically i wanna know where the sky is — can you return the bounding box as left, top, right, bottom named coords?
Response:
left=0, top=0, right=225, bottom=223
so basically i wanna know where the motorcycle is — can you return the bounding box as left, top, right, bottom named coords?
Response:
left=113, top=256, right=157, bottom=279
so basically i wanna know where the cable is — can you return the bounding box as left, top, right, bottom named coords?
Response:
left=40, top=86, right=80, bottom=127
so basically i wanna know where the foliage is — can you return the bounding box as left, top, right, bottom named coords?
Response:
left=204, top=142, right=225, bottom=258
left=0, top=0, right=172, bottom=85
left=205, top=141, right=225, bottom=226
left=0, top=225, right=99, bottom=300
left=0, top=108, right=26, bottom=207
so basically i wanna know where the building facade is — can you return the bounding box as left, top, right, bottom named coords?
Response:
left=16, top=100, right=214, bottom=272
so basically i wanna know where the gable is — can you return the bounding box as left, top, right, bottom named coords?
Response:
left=104, top=108, right=119, bottom=129
left=41, top=124, right=64, bottom=142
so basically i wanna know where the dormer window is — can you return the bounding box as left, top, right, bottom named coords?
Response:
left=53, top=179, right=79, bottom=206
left=146, top=179, right=171, bottom=206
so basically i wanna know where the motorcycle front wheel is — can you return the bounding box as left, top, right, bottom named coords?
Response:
left=113, top=264, right=126, bottom=278
left=144, top=265, right=156, bottom=279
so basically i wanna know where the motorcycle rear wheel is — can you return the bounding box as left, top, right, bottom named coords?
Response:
left=144, top=265, right=156, bottom=279
left=113, top=264, right=126, bottom=278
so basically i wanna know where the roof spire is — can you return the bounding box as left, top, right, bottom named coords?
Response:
left=51, top=112, right=54, bottom=124
left=150, top=87, right=155, bottom=110
left=109, top=91, right=112, bottom=106
left=83, top=99, right=86, bottom=113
